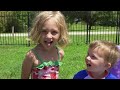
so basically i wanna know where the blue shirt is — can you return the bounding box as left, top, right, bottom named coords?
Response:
left=73, top=70, right=118, bottom=79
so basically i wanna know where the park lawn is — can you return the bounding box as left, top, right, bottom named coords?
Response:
left=68, top=23, right=116, bottom=31
left=0, top=43, right=88, bottom=79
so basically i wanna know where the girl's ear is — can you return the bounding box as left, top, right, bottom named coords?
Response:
left=105, top=62, right=111, bottom=69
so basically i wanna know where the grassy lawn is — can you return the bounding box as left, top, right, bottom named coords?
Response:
left=0, top=33, right=118, bottom=79
left=0, top=43, right=88, bottom=79
left=0, top=23, right=118, bottom=79
left=68, top=23, right=117, bottom=31
left=59, top=43, right=88, bottom=79
left=0, top=45, right=32, bottom=79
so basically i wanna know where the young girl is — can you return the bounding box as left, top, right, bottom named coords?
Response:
left=21, top=11, right=69, bottom=79
left=73, top=40, right=120, bottom=79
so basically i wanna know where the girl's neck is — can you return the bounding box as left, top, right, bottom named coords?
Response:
left=35, top=44, right=58, bottom=61
left=87, top=70, right=108, bottom=79
left=37, top=44, right=56, bottom=52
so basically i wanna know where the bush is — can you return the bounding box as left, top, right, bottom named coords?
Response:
left=4, top=17, right=24, bottom=33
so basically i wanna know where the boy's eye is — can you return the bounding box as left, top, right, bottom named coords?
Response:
left=90, top=55, right=96, bottom=59
left=91, top=55, right=95, bottom=58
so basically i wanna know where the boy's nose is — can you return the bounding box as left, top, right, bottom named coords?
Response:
left=86, top=56, right=91, bottom=61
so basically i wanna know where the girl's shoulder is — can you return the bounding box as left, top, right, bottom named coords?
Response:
left=59, top=49, right=64, bottom=57
left=25, top=48, right=36, bottom=60
left=57, top=47, right=64, bottom=60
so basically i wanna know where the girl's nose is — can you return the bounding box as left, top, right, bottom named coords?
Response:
left=46, top=32, right=52, bottom=38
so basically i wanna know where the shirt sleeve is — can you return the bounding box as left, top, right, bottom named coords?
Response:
left=73, top=70, right=88, bottom=79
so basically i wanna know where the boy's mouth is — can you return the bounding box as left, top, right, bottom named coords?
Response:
left=87, top=64, right=91, bottom=67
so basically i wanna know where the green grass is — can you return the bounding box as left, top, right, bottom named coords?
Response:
left=0, top=43, right=88, bottom=79
left=0, top=33, right=117, bottom=79
left=0, top=23, right=118, bottom=79
left=59, top=43, right=88, bottom=79
left=68, top=23, right=117, bottom=31
left=0, top=45, right=33, bottom=79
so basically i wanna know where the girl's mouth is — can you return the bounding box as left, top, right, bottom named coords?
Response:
left=44, top=41, right=53, bottom=46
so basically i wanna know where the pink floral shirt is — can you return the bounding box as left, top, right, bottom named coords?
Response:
left=31, top=47, right=62, bottom=79
left=31, top=61, right=61, bottom=79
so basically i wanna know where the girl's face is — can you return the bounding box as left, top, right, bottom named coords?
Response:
left=85, top=47, right=110, bottom=73
left=40, top=18, right=60, bottom=50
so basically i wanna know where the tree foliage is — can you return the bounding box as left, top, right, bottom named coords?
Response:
left=0, top=11, right=119, bottom=33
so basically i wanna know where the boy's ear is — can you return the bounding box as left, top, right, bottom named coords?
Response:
left=105, top=62, right=111, bottom=69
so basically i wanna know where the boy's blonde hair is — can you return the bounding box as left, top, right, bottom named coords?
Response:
left=89, top=40, right=120, bottom=67
left=30, top=11, right=69, bottom=48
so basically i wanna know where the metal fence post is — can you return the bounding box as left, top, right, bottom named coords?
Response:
left=27, top=11, right=30, bottom=47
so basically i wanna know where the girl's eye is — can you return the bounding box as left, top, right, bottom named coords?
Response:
left=52, top=31, right=58, bottom=35
left=41, top=30, right=47, bottom=33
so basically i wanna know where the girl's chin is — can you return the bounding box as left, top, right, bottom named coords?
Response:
left=42, top=43, right=55, bottom=50
left=44, top=45, right=53, bottom=50
left=44, top=46, right=52, bottom=50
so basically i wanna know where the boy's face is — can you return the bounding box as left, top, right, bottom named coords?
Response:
left=85, top=47, right=111, bottom=73
left=40, top=18, right=60, bottom=50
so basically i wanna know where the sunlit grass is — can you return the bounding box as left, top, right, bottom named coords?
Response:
left=0, top=43, right=88, bottom=79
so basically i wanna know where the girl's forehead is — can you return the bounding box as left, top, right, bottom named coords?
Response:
left=42, top=19, right=58, bottom=28
left=43, top=18, right=59, bottom=26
